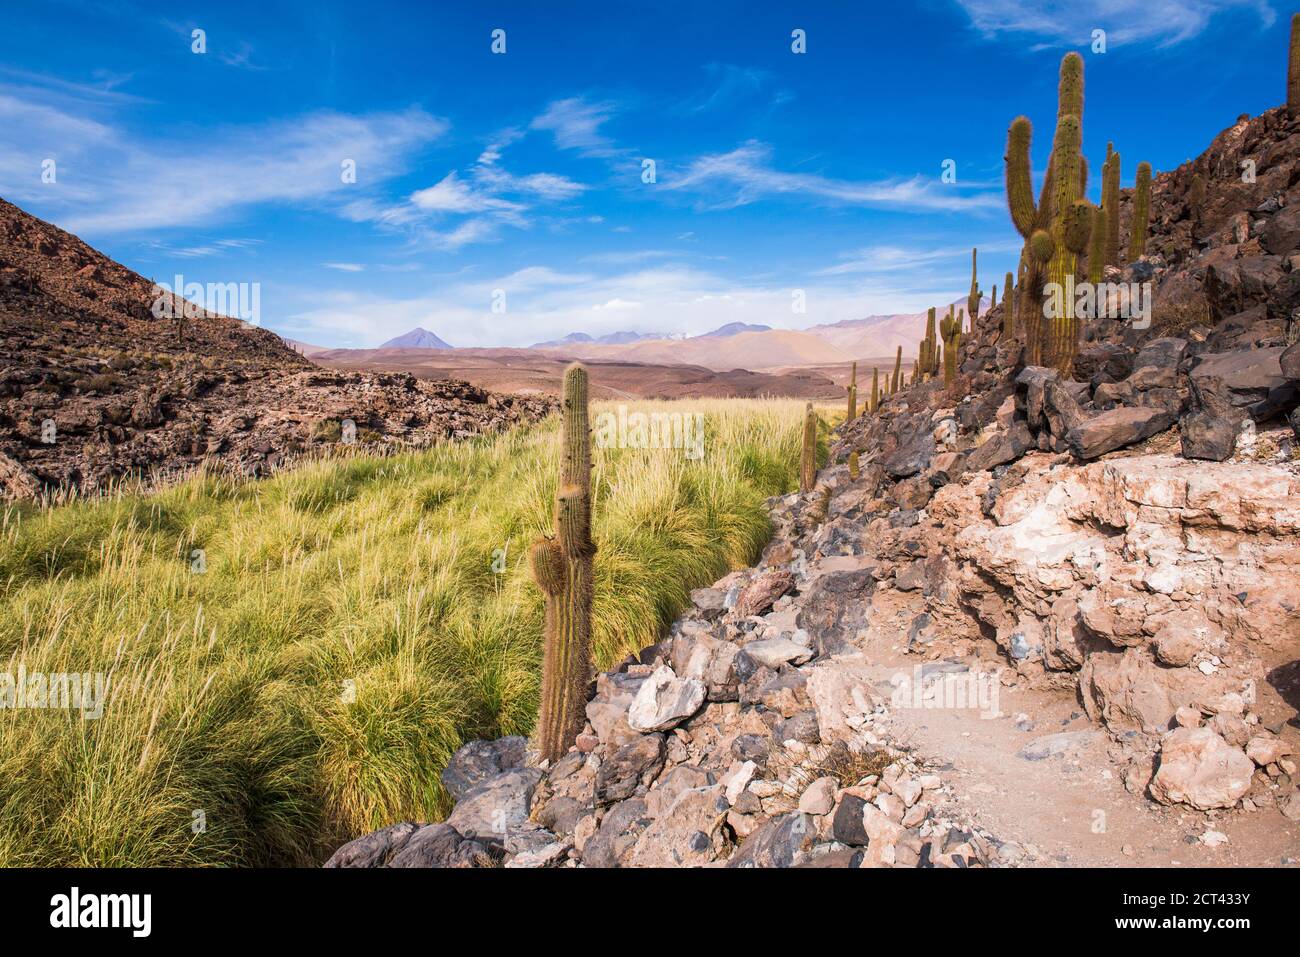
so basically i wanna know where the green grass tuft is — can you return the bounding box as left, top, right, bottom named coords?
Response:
left=0, top=398, right=826, bottom=865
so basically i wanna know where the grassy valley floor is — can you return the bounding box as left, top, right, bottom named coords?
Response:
left=0, top=398, right=829, bottom=866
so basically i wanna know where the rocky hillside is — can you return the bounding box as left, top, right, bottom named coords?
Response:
left=324, top=105, right=1300, bottom=869
left=0, top=198, right=554, bottom=499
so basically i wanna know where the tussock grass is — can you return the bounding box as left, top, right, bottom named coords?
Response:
left=0, top=399, right=827, bottom=866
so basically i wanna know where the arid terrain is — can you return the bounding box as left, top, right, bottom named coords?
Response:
left=0, top=198, right=554, bottom=499
left=328, top=84, right=1300, bottom=870
left=309, top=345, right=843, bottom=400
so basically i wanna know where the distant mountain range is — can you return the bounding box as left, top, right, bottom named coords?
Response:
left=524, top=304, right=983, bottom=371
left=379, top=327, right=453, bottom=349
left=530, top=330, right=661, bottom=348
left=699, top=322, right=772, bottom=338
left=282, top=302, right=987, bottom=373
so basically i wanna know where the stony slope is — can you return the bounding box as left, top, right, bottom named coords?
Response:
left=0, top=198, right=554, bottom=499
left=324, top=105, right=1300, bottom=869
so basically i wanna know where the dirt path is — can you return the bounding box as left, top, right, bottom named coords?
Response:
left=855, top=594, right=1300, bottom=867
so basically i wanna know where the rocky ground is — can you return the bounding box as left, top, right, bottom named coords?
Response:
left=0, top=197, right=555, bottom=499
left=325, top=105, right=1300, bottom=869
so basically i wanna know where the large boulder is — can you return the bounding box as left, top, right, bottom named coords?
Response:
left=796, top=566, right=876, bottom=657
left=1149, top=727, right=1254, bottom=810
left=627, top=785, right=731, bottom=867
left=670, top=628, right=740, bottom=701
left=323, top=821, right=420, bottom=868
left=965, top=421, right=1033, bottom=472
left=1190, top=347, right=1289, bottom=402
left=445, top=767, right=543, bottom=843
left=1179, top=374, right=1245, bottom=461
left=440, top=736, right=529, bottom=802
left=803, top=654, right=880, bottom=744
left=1065, top=406, right=1175, bottom=459
left=727, top=812, right=816, bottom=868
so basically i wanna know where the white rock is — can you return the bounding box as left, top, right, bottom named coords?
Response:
left=724, top=760, right=758, bottom=805
left=1200, top=830, right=1229, bottom=848
left=893, top=775, right=923, bottom=808
left=797, top=776, right=839, bottom=815
left=627, top=666, right=706, bottom=733
left=743, top=636, right=814, bottom=669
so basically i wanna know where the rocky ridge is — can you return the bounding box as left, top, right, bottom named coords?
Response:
left=0, top=197, right=555, bottom=499
left=325, top=105, right=1300, bottom=869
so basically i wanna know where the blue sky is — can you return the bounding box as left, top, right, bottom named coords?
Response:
left=0, top=0, right=1288, bottom=348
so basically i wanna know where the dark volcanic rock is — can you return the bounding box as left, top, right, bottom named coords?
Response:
left=734, top=571, right=795, bottom=618
left=440, top=736, right=529, bottom=802
left=1180, top=375, right=1245, bottom=461
left=967, top=421, right=1034, bottom=472
left=324, top=821, right=420, bottom=868
left=1065, top=407, right=1175, bottom=459
left=728, top=812, right=816, bottom=868
left=595, top=734, right=666, bottom=806
left=445, top=768, right=543, bottom=843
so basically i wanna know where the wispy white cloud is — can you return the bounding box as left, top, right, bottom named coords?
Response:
left=322, top=262, right=365, bottom=272
left=954, top=0, right=1275, bottom=47
left=677, top=63, right=793, bottom=114
left=664, top=141, right=1000, bottom=213
left=580, top=249, right=675, bottom=265
left=0, top=79, right=449, bottom=234
left=817, top=239, right=1022, bottom=276
left=410, top=171, right=524, bottom=216
left=139, top=237, right=263, bottom=259
left=530, top=97, right=623, bottom=157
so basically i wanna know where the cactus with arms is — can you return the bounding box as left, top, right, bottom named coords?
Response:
left=940, top=306, right=961, bottom=388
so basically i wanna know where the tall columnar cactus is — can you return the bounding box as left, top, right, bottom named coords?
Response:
left=846, top=361, right=858, bottom=419
left=870, top=366, right=880, bottom=413
left=848, top=450, right=860, bottom=480
left=967, top=248, right=982, bottom=328
left=891, top=346, right=902, bottom=394
left=1290, top=13, right=1300, bottom=116
left=1103, top=149, right=1121, bottom=266
left=532, top=363, right=596, bottom=763
left=919, top=306, right=938, bottom=379
left=1087, top=202, right=1107, bottom=284
left=1003, top=270, right=1015, bottom=337
left=991, top=285, right=998, bottom=310
left=1004, top=114, right=1055, bottom=363
left=1053, top=198, right=1093, bottom=374
left=940, top=306, right=961, bottom=388
left=1130, top=161, right=1153, bottom=258
left=1046, top=57, right=1084, bottom=366
left=1005, top=53, right=1087, bottom=371
left=800, top=402, right=817, bottom=493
